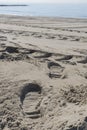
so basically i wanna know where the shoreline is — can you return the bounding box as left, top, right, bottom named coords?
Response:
left=0, top=14, right=87, bottom=20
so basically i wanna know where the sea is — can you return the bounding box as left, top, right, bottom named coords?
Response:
left=0, top=3, right=87, bottom=18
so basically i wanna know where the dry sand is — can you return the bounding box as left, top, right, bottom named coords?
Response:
left=0, top=15, right=87, bottom=130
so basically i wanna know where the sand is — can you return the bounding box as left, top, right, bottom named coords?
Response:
left=0, top=15, right=87, bottom=130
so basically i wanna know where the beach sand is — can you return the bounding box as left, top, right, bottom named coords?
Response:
left=0, top=15, right=87, bottom=130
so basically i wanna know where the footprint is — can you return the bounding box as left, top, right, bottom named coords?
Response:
left=58, top=36, right=68, bottom=40
left=0, top=52, right=13, bottom=60
left=0, top=36, right=7, bottom=41
left=0, top=46, right=34, bottom=61
left=33, top=51, right=52, bottom=59
left=71, top=38, right=80, bottom=42
left=18, top=48, right=35, bottom=55
left=5, top=46, right=19, bottom=53
left=77, top=57, right=87, bottom=64
left=20, top=83, right=42, bottom=119
left=0, top=43, right=6, bottom=48
left=56, top=55, right=73, bottom=61
left=0, top=46, right=52, bottom=62
left=48, top=61, right=64, bottom=79
left=59, top=37, right=68, bottom=40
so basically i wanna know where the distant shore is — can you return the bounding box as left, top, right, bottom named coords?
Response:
left=0, top=4, right=28, bottom=6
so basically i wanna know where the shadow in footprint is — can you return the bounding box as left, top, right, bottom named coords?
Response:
left=48, top=61, right=61, bottom=69
left=20, top=83, right=42, bottom=104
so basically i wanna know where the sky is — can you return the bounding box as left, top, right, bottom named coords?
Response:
left=0, top=0, right=87, bottom=3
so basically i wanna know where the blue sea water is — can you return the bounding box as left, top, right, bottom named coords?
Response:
left=0, top=3, right=87, bottom=18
